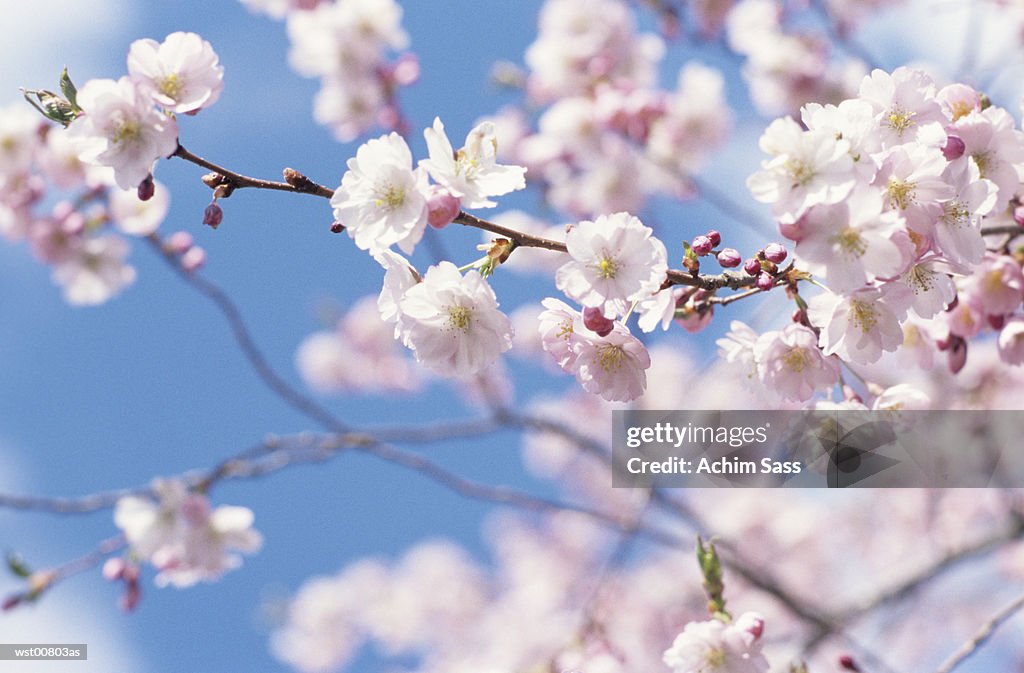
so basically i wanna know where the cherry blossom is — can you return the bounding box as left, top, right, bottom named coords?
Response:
left=114, top=479, right=262, bottom=588
left=663, top=613, right=769, bottom=673
left=330, top=133, right=429, bottom=254
left=108, top=180, right=170, bottom=236
left=395, top=262, right=513, bottom=377
left=754, top=324, right=839, bottom=402
left=747, top=116, right=856, bottom=222
left=51, top=235, right=137, bottom=306
left=127, top=32, right=224, bottom=114
left=69, top=77, right=179, bottom=190
left=555, top=212, right=668, bottom=316
left=808, top=284, right=910, bottom=364
left=420, top=118, right=527, bottom=209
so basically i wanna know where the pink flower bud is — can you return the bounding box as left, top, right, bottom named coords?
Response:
left=583, top=307, right=615, bottom=337
left=426, top=186, right=461, bottom=229
left=839, top=655, right=861, bottom=671
left=392, top=53, right=421, bottom=86
left=137, top=174, right=155, bottom=201
left=734, top=612, right=765, bottom=641
left=181, top=246, right=206, bottom=273
left=756, top=271, right=774, bottom=291
left=166, top=230, right=193, bottom=255
left=1014, top=205, right=1024, bottom=227
left=717, top=248, right=741, bottom=267
left=743, top=258, right=762, bottom=276
left=203, top=202, right=223, bottom=229
left=120, top=582, right=141, bottom=612
left=989, top=314, right=1007, bottom=330
left=2, top=595, right=21, bottom=611
left=691, top=235, right=714, bottom=256
left=763, top=242, right=787, bottom=264
left=942, top=135, right=966, bottom=161
left=706, top=230, right=721, bottom=247
left=102, top=557, right=127, bottom=581
left=948, top=336, right=968, bottom=374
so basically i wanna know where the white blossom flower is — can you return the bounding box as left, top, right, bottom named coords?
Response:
left=933, top=159, right=997, bottom=265
left=537, top=297, right=589, bottom=373
left=373, top=249, right=420, bottom=331
left=396, top=262, right=513, bottom=377
left=901, top=256, right=959, bottom=319
left=69, top=77, right=179, bottom=189
left=114, top=479, right=262, bottom=588
left=998, top=317, right=1024, bottom=365
left=747, top=116, right=856, bottom=223
left=51, top=235, right=137, bottom=306
left=0, top=104, right=41, bottom=180
left=857, top=67, right=946, bottom=147
left=754, top=324, right=839, bottom=402
left=663, top=613, right=769, bottom=673
left=795, top=188, right=912, bottom=292
left=555, top=212, right=668, bottom=315
left=636, top=287, right=679, bottom=333
left=331, top=133, right=429, bottom=254
left=575, top=320, right=651, bottom=402
left=109, top=180, right=170, bottom=236
left=872, top=383, right=931, bottom=410
left=808, top=284, right=911, bottom=365
left=421, top=118, right=527, bottom=209
left=128, top=32, right=224, bottom=114
left=959, top=252, right=1024, bottom=317
left=872, top=144, right=954, bottom=234
left=950, top=106, right=1024, bottom=212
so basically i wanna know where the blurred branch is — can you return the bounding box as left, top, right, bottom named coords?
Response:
left=146, top=235, right=351, bottom=434
left=936, top=590, right=1024, bottom=673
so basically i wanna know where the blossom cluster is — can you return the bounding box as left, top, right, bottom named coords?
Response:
left=243, top=0, right=418, bottom=142
left=746, top=66, right=1024, bottom=402
left=113, top=479, right=262, bottom=589
left=493, top=0, right=732, bottom=218
left=0, top=32, right=221, bottom=304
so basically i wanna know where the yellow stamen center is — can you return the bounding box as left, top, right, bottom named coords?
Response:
left=447, top=305, right=472, bottom=331
left=159, top=73, right=183, bottom=99
left=886, top=178, right=916, bottom=210
left=594, top=343, right=625, bottom=372
left=883, top=105, right=917, bottom=136
left=834, top=228, right=867, bottom=258
left=850, top=300, right=878, bottom=333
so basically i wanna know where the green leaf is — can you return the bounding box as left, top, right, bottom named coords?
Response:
left=6, top=552, right=32, bottom=579
left=59, top=67, right=79, bottom=111
left=696, top=536, right=730, bottom=620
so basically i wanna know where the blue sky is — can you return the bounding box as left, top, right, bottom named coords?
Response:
left=2, top=1, right=1024, bottom=672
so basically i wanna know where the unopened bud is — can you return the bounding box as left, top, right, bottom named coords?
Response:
left=756, top=271, right=774, bottom=291
left=203, top=202, right=223, bottom=229
left=583, top=307, right=615, bottom=337
left=136, top=174, right=155, bottom=201
left=743, top=258, right=762, bottom=276
left=165, top=230, right=193, bottom=255
left=283, top=167, right=315, bottom=192
left=102, top=557, right=127, bottom=581
left=839, top=655, right=860, bottom=671
left=330, top=221, right=345, bottom=234
left=392, top=53, right=421, bottom=86
left=717, top=247, right=741, bottom=268
left=948, top=336, right=968, bottom=374
left=734, top=612, right=765, bottom=641
left=706, top=230, right=721, bottom=247
left=763, top=242, right=787, bottom=264
left=1013, top=205, right=1024, bottom=227
left=691, top=235, right=714, bottom=256
left=942, top=135, right=966, bottom=161
left=181, top=246, right=206, bottom=273
left=2, top=595, right=21, bottom=611
left=989, top=314, right=1006, bottom=330
left=426, top=186, right=461, bottom=229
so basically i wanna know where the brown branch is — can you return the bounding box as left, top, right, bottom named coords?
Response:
left=171, top=145, right=771, bottom=293
left=172, top=144, right=334, bottom=199
left=980, top=225, right=1024, bottom=238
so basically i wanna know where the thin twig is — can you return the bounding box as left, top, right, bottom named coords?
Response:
left=936, top=591, right=1024, bottom=673
left=146, top=236, right=350, bottom=434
